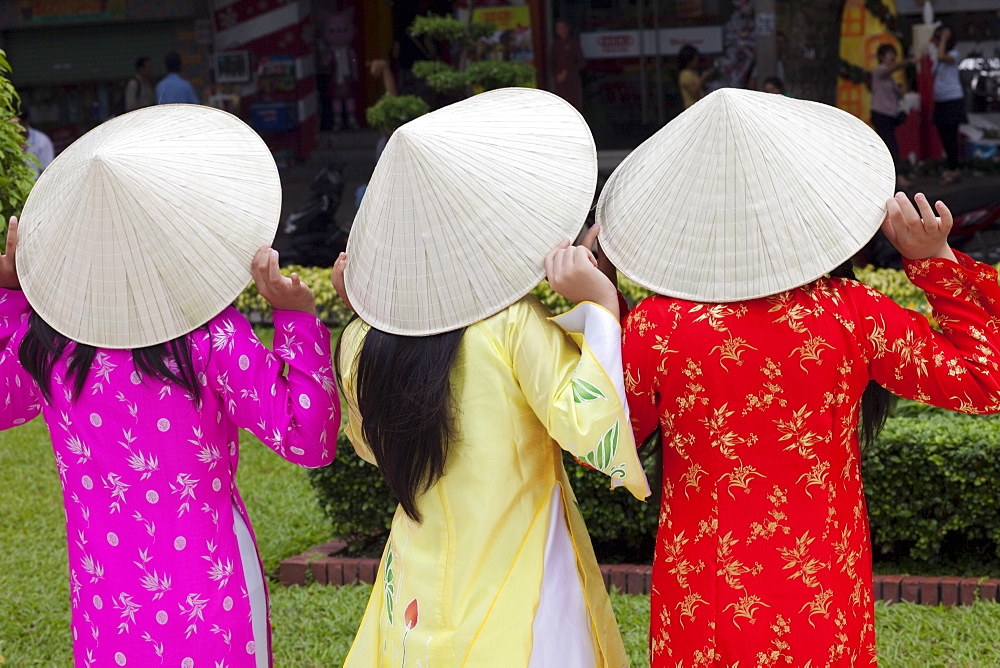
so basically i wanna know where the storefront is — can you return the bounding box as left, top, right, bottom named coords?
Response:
left=545, top=0, right=742, bottom=147
left=0, top=1, right=212, bottom=154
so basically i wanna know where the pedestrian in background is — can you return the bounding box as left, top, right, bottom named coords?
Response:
left=930, top=25, right=966, bottom=185
left=550, top=20, right=585, bottom=111
left=761, top=75, right=785, bottom=95
left=871, top=43, right=916, bottom=190
left=156, top=51, right=200, bottom=105
left=18, top=105, right=53, bottom=177
left=678, top=44, right=714, bottom=109
left=125, top=56, right=156, bottom=112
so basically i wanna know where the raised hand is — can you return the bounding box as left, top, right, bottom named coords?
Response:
left=0, top=216, right=20, bottom=290
left=545, top=225, right=620, bottom=321
left=579, top=223, right=618, bottom=287
left=331, top=252, right=354, bottom=312
left=881, top=192, right=956, bottom=262
left=252, top=246, right=317, bottom=315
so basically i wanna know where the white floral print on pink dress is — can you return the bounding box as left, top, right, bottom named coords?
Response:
left=0, top=291, right=339, bottom=667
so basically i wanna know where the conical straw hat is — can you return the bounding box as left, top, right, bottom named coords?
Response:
left=597, top=88, right=895, bottom=302
left=345, top=87, right=598, bottom=335
left=16, top=104, right=281, bottom=348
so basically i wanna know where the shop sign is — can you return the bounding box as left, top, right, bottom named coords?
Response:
left=17, top=0, right=126, bottom=22
left=472, top=5, right=534, bottom=65
left=580, top=26, right=723, bottom=60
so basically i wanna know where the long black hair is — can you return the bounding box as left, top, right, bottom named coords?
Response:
left=337, top=321, right=466, bottom=523
left=828, top=260, right=897, bottom=450
left=19, top=311, right=201, bottom=403
left=639, top=260, right=896, bottom=486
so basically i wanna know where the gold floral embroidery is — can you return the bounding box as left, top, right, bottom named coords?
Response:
left=681, top=463, right=708, bottom=498
left=775, top=406, right=823, bottom=459
left=724, top=595, right=771, bottom=630
left=710, top=336, right=759, bottom=371
left=795, top=461, right=830, bottom=498
left=723, top=464, right=765, bottom=499
left=790, top=336, right=835, bottom=371
left=691, top=303, right=749, bottom=332
left=799, top=588, right=834, bottom=628
left=630, top=257, right=1000, bottom=666
left=676, top=592, right=710, bottom=627
left=778, top=532, right=827, bottom=589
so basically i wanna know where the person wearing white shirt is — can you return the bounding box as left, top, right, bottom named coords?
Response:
left=19, top=107, right=54, bottom=178
left=125, top=56, right=156, bottom=112
left=930, top=25, right=966, bottom=185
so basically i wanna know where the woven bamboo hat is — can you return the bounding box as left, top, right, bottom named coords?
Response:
left=345, top=87, right=598, bottom=335
left=16, top=104, right=281, bottom=348
left=597, top=88, right=895, bottom=302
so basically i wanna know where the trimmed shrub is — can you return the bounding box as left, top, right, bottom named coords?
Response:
left=365, top=95, right=429, bottom=134
left=309, top=409, right=1000, bottom=564
left=274, top=265, right=994, bottom=564
left=234, top=266, right=937, bottom=329
left=863, top=412, right=1000, bottom=561
left=306, top=433, right=659, bottom=558
left=0, top=50, right=38, bottom=248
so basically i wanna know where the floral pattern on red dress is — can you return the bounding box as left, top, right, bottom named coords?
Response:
left=623, top=252, right=1000, bottom=666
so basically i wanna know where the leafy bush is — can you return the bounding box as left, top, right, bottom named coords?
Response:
left=306, top=433, right=396, bottom=556
left=306, top=433, right=659, bottom=557
left=409, top=14, right=483, bottom=45
left=0, top=50, right=38, bottom=248
left=406, top=12, right=534, bottom=95
left=863, top=412, right=1000, bottom=561
left=465, top=60, right=535, bottom=90
left=364, top=95, right=429, bottom=134
left=239, top=266, right=937, bottom=329
left=309, top=410, right=1000, bottom=565
left=411, top=60, right=453, bottom=80
left=257, top=264, right=999, bottom=564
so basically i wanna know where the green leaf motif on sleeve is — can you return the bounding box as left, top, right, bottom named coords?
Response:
left=583, top=421, right=620, bottom=472
left=572, top=378, right=607, bottom=403
left=384, top=543, right=395, bottom=626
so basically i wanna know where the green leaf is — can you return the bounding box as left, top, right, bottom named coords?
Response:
left=585, top=421, right=619, bottom=472
left=572, top=378, right=607, bottom=403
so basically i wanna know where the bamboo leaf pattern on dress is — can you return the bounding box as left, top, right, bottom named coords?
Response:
left=582, top=421, right=620, bottom=472
left=384, top=542, right=395, bottom=626
left=572, top=377, right=607, bottom=403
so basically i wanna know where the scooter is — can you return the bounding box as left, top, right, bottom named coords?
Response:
left=280, top=163, right=349, bottom=267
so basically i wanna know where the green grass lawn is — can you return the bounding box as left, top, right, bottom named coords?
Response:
left=4, top=417, right=1000, bottom=666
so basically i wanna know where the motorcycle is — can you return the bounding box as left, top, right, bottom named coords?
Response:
left=279, top=163, right=349, bottom=267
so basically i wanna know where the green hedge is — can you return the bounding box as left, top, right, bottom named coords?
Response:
left=863, top=412, right=1000, bottom=561
left=309, top=412, right=1000, bottom=564
left=306, top=432, right=659, bottom=557
left=237, top=265, right=930, bottom=329
left=276, top=264, right=992, bottom=563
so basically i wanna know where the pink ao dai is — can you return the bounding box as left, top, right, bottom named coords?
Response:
left=0, top=288, right=339, bottom=667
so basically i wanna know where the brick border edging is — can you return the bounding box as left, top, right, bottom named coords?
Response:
left=278, top=541, right=1000, bottom=605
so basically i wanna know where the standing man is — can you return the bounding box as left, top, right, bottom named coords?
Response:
left=19, top=106, right=53, bottom=177
left=156, top=51, right=200, bottom=105
left=125, top=56, right=156, bottom=112
left=549, top=20, right=585, bottom=111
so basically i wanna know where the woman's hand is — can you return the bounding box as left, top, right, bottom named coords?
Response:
left=252, top=246, right=317, bottom=315
left=545, top=225, right=619, bottom=321
left=332, top=252, right=354, bottom=312
left=0, top=216, right=20, bottom=290
left=881, top=192, right=957, bottom=262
